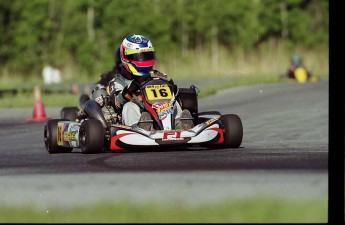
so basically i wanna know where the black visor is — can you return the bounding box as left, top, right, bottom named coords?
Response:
left=126, top=52, right=155, bottom=61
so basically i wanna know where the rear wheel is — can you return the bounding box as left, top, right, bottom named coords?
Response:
left=44, top=119, right=73, bottom=154
left=178, top=86, right=198, bottom=124
left=60, top=107, right=79, bottom=121
left=221, top=114, right=243, bottom=148
left=79, top=119, right=105, bottom=154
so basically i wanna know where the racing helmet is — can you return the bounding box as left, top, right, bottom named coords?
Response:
left=291, top=54, right=301, bottom=67
left=120, top=34, right=156, bottom=76
left=91, top=88, right=109, bottom=107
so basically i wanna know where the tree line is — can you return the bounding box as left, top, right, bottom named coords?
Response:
left=0, top=0, right=328, bottom=79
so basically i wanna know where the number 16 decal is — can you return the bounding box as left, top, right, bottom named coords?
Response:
left=145, top=85, right=172, bottom=100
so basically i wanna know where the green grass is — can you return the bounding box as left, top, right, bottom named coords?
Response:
left=0, top=72, right=327, bottom=108
left=0, top=197, right=327, bottom=223
left=0, top=90, right=81, bottom=108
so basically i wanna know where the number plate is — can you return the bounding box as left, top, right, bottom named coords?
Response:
left=144, top=84, right=172, bottom=100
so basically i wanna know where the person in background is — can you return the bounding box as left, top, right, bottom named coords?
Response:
left=281, top=54, right=315, bottom=83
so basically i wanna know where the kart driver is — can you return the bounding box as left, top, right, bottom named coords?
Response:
left=77, top=34, right=194, bottom=131
left=281, top=54, right=313, bottom=82
left=108, top=33, right=194, bottom=130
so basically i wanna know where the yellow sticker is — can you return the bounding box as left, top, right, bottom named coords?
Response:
left=145, top=84, right=172, bottom=100
left=205, top=117, right=217, bottom=125
left=57, top=123, right=63, bottom=146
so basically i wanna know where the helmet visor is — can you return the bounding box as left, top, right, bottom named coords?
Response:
left=126, top=51, right=155, bottom=61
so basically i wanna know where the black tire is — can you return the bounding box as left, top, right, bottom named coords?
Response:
left=44, top=119, right=73, bottom=154
left=178, top=86, right=198, bottom=124
left=79, top=119, right=105, bottom=154
left=60, top=107, right=79, bottom=121
left=221, top=114, right=243, bottom=148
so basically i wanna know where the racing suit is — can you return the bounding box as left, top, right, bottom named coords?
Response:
left=95, top=64, right=121, bottom=88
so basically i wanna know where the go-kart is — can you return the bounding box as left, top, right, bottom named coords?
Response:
left=44, top=74, right=243, bottom=154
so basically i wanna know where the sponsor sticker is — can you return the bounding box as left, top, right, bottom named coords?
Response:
left=57, top=123, right=64, bottom=146
left=205, top=117, right=217, bottom=125
left=162, top=131, right=183, bottom=140
left=64, top=132, right=77, bottom=141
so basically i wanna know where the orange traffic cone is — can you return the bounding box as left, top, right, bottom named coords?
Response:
left=27, top=85, right=49, bottom=122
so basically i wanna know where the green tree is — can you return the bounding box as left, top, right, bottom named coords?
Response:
left=0, top=0, right=329, bottom=79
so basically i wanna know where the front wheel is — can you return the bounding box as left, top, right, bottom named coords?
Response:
left=44, top=119, right=73, bottom=154
left=221, top=114, right=243, bottom=148
left=79, top=119, right=105, bottom=154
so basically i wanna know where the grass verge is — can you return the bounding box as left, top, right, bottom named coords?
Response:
left=0, top=197, right=327, bottom=223
left=0, top=73, right=327, bottom=108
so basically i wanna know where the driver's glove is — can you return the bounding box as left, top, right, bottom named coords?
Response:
left=122, top=79, right=141, bottom=100
left=75, top=109, right=87, bottom=122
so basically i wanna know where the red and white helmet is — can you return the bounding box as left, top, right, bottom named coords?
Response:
left=120, top=34, right=156, bottom=76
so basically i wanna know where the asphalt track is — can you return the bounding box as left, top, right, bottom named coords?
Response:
left=0, top=80, right=328, bottom=209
